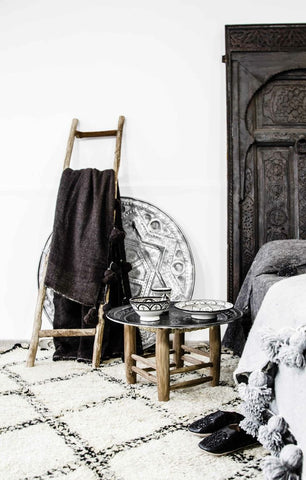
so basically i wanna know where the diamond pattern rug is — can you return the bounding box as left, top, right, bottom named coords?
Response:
left=0, top=344, right=266, bottom=479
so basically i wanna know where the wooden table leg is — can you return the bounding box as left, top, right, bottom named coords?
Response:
left=173, top=330, right=184, bottom=368
left=124, top=325, right=136, bottom=384
left=209, top=325, right=221, bottom=386
left=156, top=329, right=170, bottom=401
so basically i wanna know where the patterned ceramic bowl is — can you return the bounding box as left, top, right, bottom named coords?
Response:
left=130, top=296, right=171, bottom=322
left=174, top=299, right=233, bottom=320
left=151, top=287, right=172, bottom=299
left=151, top=287, right=171, bottom=312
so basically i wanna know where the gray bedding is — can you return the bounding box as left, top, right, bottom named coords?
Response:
left=248, top=274, right=284, bottom=320
left=223, top=240, right=306, bottom=355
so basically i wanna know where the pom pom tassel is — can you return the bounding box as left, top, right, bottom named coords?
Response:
left=102, top=269, right=118, bottom=285
left=121, top=261, right=132, bottom=274
left=262, top=445, right=303, bottom=480
left=277, top=330, right=306, bottom=369
left=261, top=328, right=291, bottom=363
left=240, top=400, right=267, bottom=420
left=240, top=416, right=262, bottom=437
left=238, top=370, right=273, bottom=408
left=238, top=370, right=273, bottom=432
left=258, top=416, right=288, bottom=455
left=109, top=227, right=126, bottom=244
left=83, top=307, right=98, bottom=326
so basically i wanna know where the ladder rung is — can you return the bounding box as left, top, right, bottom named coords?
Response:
left=38, top=328, right=96, bottom=338
left=75, top=130, right=117, bottom=138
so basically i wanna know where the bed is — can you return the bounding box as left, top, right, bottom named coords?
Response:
left=223, top=104, right=306, bottom=478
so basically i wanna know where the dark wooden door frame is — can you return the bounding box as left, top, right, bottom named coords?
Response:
left=224, top=24, right=306, bottom=302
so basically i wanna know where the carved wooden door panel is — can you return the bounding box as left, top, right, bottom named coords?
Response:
left=225, top=25, right=306, bottom=302
left=243, top=70, right=306, bottom=274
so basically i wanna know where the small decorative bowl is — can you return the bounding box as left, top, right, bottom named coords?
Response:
left=130, top=296, right=171, bottom=322
left=151, top=287, right=172, bottom=299
left=174, top=299, right=233, bottom=320
left=151, top=287, right=172, bottom=312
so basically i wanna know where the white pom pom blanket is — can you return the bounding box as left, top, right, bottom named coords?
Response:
left=234, top=274, right=306, bottom=479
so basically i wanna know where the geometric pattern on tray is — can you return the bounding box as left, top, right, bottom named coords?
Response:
left=0, top=344, right=266, bottom=480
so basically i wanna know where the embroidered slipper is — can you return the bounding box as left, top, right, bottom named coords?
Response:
left=188, top=410, right=244, bottom=436
left=198, top=424, right=258, bottom=455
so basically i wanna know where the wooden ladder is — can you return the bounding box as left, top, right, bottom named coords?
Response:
left=26, top=116, right=125, bottom=368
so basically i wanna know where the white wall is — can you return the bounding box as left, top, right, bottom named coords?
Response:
left=1, top=0, right=305, bottom=340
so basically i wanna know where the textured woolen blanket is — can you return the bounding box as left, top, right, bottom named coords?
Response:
left=45, top=168, right=116, bottom=306
left=44, top=167, right=141, bottom=362
left=223, top=240, right=306, bottom=355
left=235, top=274, right=306, bottom=479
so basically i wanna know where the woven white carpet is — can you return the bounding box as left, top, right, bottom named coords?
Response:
left=0, top=344, right=266, bottom=480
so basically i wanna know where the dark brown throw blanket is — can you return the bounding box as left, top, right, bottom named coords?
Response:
left=45, top=167, right=142, bottom=362
left=45, top=168, right=116, bottom=305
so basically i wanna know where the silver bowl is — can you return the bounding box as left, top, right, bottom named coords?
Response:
left=130, top=296, right=170, bottom=322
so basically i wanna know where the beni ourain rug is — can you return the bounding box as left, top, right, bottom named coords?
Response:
left=0, top=342, right=267, bottom=480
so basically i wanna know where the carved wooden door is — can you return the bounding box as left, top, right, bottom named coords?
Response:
left=225, top=25, right=306, bottom=302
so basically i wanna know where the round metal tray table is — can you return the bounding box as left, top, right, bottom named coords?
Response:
left=107, top=305, right=242, bottom=401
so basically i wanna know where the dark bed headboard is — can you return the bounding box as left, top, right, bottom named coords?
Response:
left=225, top=24, right=306, bottom=302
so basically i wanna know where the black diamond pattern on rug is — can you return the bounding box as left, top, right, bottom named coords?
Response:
left=0, top=344, right=266, bottom=479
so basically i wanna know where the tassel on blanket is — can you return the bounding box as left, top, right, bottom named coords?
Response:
left=83, top=307, right=98, bottom=326
left=240, top=416, right=263, bottom=437
left=121, top=260, right=132, bottom=274
left=262, top=444, right=303, bottom=480
left=102, top=262, right=121, bottom=285
left=102, top=269, right=118, bottom=285
left=258, top=416, right=288, bottom=455
left=109, top=227, right=126, bottom=244
left=238, top=370, right=273, bottom=434
left=238, top=370, right=273, bottom=407
left=277, top=329, right=306, bottom=369
left=261, top=328, right=292, bottom=363
left=240, top=401, right=267, bottom=422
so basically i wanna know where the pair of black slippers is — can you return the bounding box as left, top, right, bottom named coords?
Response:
left=188, top=410, right=258, bottom=455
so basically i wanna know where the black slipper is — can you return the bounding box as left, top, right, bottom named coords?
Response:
left=198, top=424, right=258, bottom=455
left=188, top=410, right=244, bottom=436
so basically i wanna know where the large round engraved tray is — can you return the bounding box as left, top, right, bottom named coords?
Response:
left=38, top=197, right=195, bottom=349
